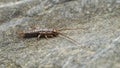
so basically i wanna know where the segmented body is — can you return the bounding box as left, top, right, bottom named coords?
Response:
left=19, top=29, right=59, bottom=39
left=18, top=27, right=86, bottom=45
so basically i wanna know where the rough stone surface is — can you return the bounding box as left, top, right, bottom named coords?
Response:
left=0, top=0, right=120, bottom=68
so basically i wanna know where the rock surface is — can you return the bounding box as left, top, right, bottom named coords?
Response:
left=0, top=0, right=120, bottom=68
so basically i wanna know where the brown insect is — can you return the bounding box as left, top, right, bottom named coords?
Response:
left=19, top=29, right=59, bottom=39
left=18, top=27, right=87, bottom=45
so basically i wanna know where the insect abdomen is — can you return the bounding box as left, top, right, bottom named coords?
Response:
left=23, top=32, right=39, bottom=38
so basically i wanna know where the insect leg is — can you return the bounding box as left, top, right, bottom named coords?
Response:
left=49, top=35, right=54, bottom=38
left=37, top=34, right=41, bottom=40
left=45, top=35, right=48, bottom=40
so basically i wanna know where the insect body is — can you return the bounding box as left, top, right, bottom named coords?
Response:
left=18, top=27, right=87, bottom=45
left=19, top=29, right=59, bottom=39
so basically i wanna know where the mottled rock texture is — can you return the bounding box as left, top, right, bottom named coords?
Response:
left=0, top=0, right=120, bottom=68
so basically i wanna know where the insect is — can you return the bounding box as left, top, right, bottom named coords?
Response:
left=19, top=29, right=59, bottom=39
left=18, top=27, right=87, bottom=45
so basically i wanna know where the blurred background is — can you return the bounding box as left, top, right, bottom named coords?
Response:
left=0, top=0, right=120, bottom=68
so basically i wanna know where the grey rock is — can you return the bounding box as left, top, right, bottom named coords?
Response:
left=0, top=0, right=120, bottom=68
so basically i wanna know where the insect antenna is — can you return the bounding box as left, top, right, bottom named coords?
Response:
left=58, top=27, right=88, bottom=31
left=59, top=33, right=87, bottom=50
left=59, top=33, right=80, bottom=46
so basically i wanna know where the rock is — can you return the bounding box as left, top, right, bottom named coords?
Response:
left=0, top=0, right=120, bottom=68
